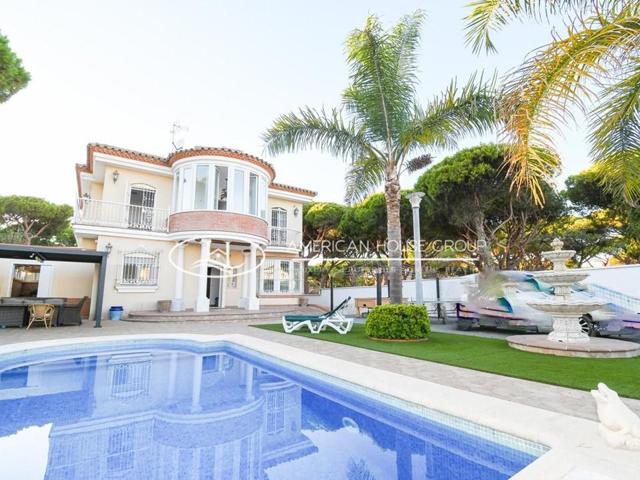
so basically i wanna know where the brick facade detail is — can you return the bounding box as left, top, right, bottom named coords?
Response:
left=168, top=211, right=268, bottom=238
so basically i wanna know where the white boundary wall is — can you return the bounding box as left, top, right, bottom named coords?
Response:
left=306, top=264, right=640, bottom=309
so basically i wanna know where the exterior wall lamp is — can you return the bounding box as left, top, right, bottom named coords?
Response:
left=112, top=170, right=120, bottom=183
left=105, top=242, right=113, bottom=255
left=293, top=207, right=300, bottom=217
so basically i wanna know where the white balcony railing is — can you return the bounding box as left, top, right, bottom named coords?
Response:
left=75, top=199, right=169, bottom=233
left=269, top=227, right=302, bottom=249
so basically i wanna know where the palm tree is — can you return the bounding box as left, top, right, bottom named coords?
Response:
left=465, top=0, right=640, bottom=205
left=263, top=11, right=497, bottom=303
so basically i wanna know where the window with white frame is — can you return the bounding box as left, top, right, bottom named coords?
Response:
left=266, top=390, right=285, bottom=435
left=172, top=163, right=267, bottom=217
left=120, top=250, right=159, bottom=286
left=279, top=261, right=289, bottom=293
left=261, top=259, right=303, bottom=294
left=271, top=208, right=288, bottom=245
left=194, top=165, right=209, bottom=210
left=107, top=425, right=135, bottom=474
left=249, top=173, right=258, bottom=216
left=233, top=169, right=245, bottom=213
left=293, top=262, right=301, bottom=292
left=214, top=166, right=228, bottom=210
left=108, top=355, right=151, bottom=399
left=262, top=260, right=275, bottom=293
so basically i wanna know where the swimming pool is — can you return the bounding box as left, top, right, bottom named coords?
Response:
left=0, top=339, right=547, bottom=479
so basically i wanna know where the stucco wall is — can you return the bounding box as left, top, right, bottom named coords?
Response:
left=267, top=196, right=303, bottom=234
left=100, top=165, right=173, bottom=209
left=0, top=258, right=94, bottom=299
left=96, top=235, right=176, bottom=315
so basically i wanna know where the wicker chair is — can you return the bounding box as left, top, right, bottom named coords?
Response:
left=27, top=304, right=55, bottom=329
left=57, top=297, right=88, bottom=326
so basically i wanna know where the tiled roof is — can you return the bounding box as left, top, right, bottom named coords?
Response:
left=87, top=143, right=167, bottom=165
left=167, top=146, right=275, bottom=179
left=77, top=143, right=314, bottom=198
left=271, top=182, right=317, bottom=197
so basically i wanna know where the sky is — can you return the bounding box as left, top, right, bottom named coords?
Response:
left=0, top=0, right=590, bottom=207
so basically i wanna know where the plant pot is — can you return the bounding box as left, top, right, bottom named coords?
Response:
left=157, top=300, right=172, bottom=312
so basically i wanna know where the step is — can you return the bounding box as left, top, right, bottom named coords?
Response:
left=124, top=306, right=323, bottom=323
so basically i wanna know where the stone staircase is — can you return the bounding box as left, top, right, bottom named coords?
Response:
left=125, top=305, right=324, bottom=323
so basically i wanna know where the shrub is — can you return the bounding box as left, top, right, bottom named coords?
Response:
left=364, top=304, right=430, bottom=340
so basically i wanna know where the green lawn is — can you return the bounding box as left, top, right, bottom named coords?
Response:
left=253, top=324, right=640, bottom=399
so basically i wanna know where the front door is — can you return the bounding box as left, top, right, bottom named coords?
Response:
left=206, top=267, right=223, bottom=308
left=129, top=187, right=156, bottom=230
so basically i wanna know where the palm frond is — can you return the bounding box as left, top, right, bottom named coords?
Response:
left=262, top=106, right=375, bottom=162
left=404, top=72, right=499, bottom=152
left=589, top=61, right=640, bottom=205
left=501, top=7, right=640, bottom=204
left=344, top=154, right=386, bottom=204
left=342, top=11, right=425, bottom=145
left=464, top=0, right=601, bottom=54
left=404, top=153, right=433, bottom=173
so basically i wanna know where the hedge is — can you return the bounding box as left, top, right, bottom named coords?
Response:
left=364, top=304, right=430, bottom=340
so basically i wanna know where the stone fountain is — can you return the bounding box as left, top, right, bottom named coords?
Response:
left=527, top=238, right=606, bottom=344
left=507, top=238, right=640, bottom=358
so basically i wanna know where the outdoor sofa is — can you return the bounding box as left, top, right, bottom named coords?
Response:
left=0, top=296, right=88, bottom=328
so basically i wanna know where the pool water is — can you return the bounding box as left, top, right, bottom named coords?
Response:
left=0, top=341, right=546, bottom=479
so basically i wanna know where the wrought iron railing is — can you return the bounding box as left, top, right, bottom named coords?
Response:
left=268, top=227, right=302, bottom=249
left=586, top=283, right=640, bottom=313
left=74, top=198, right=169, bottom=233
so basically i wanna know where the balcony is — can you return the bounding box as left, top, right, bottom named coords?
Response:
left=269, top=227, right=302, bottom=249
left=74, top=199, right=169, bottom=233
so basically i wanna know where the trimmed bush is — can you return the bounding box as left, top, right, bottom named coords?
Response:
left=364, top=304, right=430, bottom=340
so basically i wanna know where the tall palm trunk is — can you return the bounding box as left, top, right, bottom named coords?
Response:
left=473, top=212, right=496, bottom=271
left=385, top=176, right=403, bottom=303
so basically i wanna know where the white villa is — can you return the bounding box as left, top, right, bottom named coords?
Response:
left=0, top=143, right=317, bottom=321
left=72, top=143, right=316, bottom=317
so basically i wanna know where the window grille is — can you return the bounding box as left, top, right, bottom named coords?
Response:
left=266, top=390, right=285, bottom=434
left=108, top=355, right=151, bottom=399
left=262, top=260, right=275, bottom=293
left=119, top=250, right=159, bottom=286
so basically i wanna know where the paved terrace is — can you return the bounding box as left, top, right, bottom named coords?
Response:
left=1, top=317, right=638, bottom=421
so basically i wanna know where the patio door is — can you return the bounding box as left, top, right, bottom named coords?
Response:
left=271, top=208, right=288, bottom=245
left=129, top=186, right=156, bottom=230
left=207, top=267, right=223, bottom=308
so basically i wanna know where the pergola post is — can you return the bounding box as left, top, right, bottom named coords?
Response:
left=94, top=256, right=107, bottom=328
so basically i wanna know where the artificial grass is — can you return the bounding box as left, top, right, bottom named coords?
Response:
left=253, top=323, right=640, bottom=400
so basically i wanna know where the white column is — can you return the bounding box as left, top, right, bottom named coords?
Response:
left=191, top=354, right=202, bottom=412
left=222, top=241, right=230, bottom=308
left=239, top=249, right=250, bottom=309
left=195, top=238, right=211, bottom=312
left=167, top=352, right=178, bottom=401
left=245, top=364, right=254, bottom=401
left=171, top=242, right=185, bottom=311
left=246, top=243, right=259, bottom=310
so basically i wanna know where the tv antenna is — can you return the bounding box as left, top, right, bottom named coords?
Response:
left=171, top=122, right=189, bottom=151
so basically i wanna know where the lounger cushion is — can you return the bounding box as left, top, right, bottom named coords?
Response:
left=283, top=315, right=325, bottom=322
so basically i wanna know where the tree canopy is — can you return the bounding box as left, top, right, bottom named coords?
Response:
left=0, top=196, right=75, bottom=246
left=465, top=0, right=640, bottom=206
left=415, top=144, right=564, bottom=270
left=0, top=32, right=30, bottom=103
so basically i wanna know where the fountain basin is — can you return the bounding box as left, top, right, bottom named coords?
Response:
left=526, top=298, right=607, bottom=315
left=507, top=335, right=640, bottom=358
left=533, top=271, right=589, bottom=285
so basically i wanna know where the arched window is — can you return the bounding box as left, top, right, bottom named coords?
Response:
left=119, top=249, right=159, bottom=286
left=128, top=184, right=156, bottom=230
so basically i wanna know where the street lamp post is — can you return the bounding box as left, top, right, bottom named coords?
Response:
left=407, top=192, right=425, bottom=306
